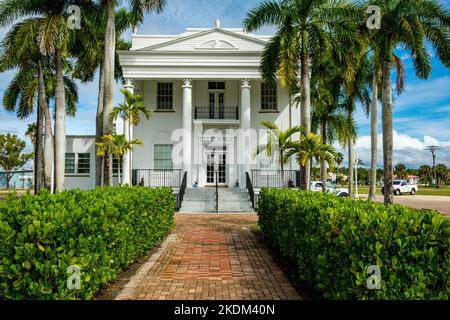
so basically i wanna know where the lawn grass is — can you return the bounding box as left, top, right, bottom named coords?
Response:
left=343, top=185, right=450, bottom=196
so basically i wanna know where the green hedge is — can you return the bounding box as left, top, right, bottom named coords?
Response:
left=258, top=189, right=450, bottom=299
left=0, top=186, right=174, bottom=299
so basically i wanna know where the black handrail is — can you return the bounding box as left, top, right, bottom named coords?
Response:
left=176, top=171, right=187, bottom=211
left=194, top=106, right=239, bottom=120
left=246, top=172, right=255, bottom=210
left=251, top=170, right=300, bottom=188
left=131, top=169, right=182, bottom=188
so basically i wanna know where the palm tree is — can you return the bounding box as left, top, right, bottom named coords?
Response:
left=96, top=134, right=143, bottom=184
left=394, top=163, right=407, bottom=179
left=419, top=165, right=433, bottom=185
left=435, top=164, right=448, bottom=188
left=0, top=17, right=79, bottom=191
left=102, top=0, right=166, bottom=186
left=110, top=88, right=150, bottom=184
left=72, top=7, right=132, bottom=186
left=244, top=0, right=362, bottom=190
left=362, top=0, right=450, bottom=204
left=0, top=0, right=92, bottom=192
left=256, top=120, right=302, bottom=185
left=287, top=133, right=337, bottom=185
left=341, top=52, right=371, bottom=198
left=335, top=152, right=344, bottom=185
left=25, top=123, right=37, bottom=149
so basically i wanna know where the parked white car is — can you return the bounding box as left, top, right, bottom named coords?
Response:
left=310, top=181, right=349, bottom=197
left=382, top=180, right=418, bottom=195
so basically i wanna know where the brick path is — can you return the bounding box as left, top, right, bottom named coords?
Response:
left=115, top=214, right=300, bottom=300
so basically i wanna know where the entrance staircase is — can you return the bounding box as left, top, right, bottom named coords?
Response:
left=179, top=188, right=254, bottom=213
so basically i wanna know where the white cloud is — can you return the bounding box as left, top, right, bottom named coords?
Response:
left=338, top=130, right=450, bottom=168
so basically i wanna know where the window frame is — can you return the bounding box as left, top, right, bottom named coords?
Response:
left=157, top=82, right=173, bottom=111
left=260, top=82, right=278, bottom=112
left=154, top=144, right=174, bottom=170
left=65, top=153, right=91, bottom=176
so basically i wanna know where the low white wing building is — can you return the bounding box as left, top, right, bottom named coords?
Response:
left=65, top=23, right=301, bottom=193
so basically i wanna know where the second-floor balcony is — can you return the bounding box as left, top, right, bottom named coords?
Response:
left=194, top=105, right=239, bottom=121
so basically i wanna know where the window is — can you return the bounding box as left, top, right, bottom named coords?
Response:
left=157, top=82, right=173, bottom=110
left=261, top=82, right=277, bottom=111
left=208, top=82, right=225, bottom=90
left=77, top=153, right=90, bottom=174
left=65, top=153, right=75, bottom=174
left=112, top=156, right=123, bottom=175
left=154, top=144, right=173, bottom=170
left=65, top=153, right=90, bottom=175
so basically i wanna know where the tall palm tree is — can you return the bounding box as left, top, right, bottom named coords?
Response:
left=102, top=0, right=166, bottom=186
left=256, top=120, right=302, bottom=184
left=25, top=123, right=37, bottom=148
left=362, top=0, right=450, bottom=204
left=110, top=88, right=150, bottom=184
left=244, top=0, right=362, bottom=190
left=335, top=151, right=344, bottom=185
left=0, top=0, right=92, bottom=192
left=394, top=163, right=407, bottom=179
left=287, top=133, right=337, bottom=182
left=96, top=134, right=143, bottom=184
left=72, top=7, right=132, bottom=186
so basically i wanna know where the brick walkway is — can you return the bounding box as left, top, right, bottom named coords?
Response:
left=115, top=214, right=300, bottom=300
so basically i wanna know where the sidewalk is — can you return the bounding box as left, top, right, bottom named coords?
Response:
left=115, top=214, right=300, bottom=300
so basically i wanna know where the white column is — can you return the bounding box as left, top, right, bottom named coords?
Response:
left=182, top=79, right=193, bottom=184
left=240, top=79, right=251, bottom=187
left=122, top=78, right=134, bottom=185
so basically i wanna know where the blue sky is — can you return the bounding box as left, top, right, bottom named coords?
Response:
left=0, top=0, right=449, bottom=169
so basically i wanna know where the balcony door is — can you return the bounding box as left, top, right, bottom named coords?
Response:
left=209, top=92, right=225, bottom=119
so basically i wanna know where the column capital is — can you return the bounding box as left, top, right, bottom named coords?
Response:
left=123, top=78, right=134, bottom=90
left=241, top=78, right=251, bottom=88
left=183, top=78, right=192, bottom=88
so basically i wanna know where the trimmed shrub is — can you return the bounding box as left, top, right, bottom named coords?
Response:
left=0, top=186, right=174, bottom=299
left=258, top=189, right=450, bottom=299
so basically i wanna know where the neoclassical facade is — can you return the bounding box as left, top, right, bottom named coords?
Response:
left=65, top=23, right=301, bottom=190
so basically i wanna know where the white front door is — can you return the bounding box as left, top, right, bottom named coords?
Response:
left=205, top=148, right=227, bottom=185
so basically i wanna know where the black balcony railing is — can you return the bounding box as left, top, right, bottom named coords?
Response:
left=251, top=170, right=300, bottom=188
left=132, top=169, right=182, bottom=188
left=194, top=106, right=239, bottom=120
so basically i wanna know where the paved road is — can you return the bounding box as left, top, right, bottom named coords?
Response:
left=359, top=194, right=450, bottom=219
left=116, top=214, right=300, bottom=300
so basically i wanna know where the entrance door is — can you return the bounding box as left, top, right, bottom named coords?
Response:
left=206, top=148, right=226, bottom=185
left=209, top=92, right=225, bottom=119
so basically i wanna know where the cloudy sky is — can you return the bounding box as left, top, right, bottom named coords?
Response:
left=0, top=0, right=449, bottom=169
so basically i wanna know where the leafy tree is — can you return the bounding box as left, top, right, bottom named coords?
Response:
left=419, top=165, right=433, bottom=185
left=362, top=0, right=450, bottom=204
left=394, top=163, right=408, bottom=179
left=244, top=0, right=362, bottom=190
left=101, top=0, right=166, bottom=186
left=435, top=164, right=448, bottom=187
left=256, top=121, right=302, bottom=181
left=25, top=123, right=37, bottom=148
left=96, top=134, right=143, bottom=184
left=110, top=88, right=151, bottom=185
left=0, top=133, right=33, bottom=189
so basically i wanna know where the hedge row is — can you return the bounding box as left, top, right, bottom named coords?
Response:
left=258, top=189, right=450, bottom=299
left=0, top=186, right=174, bottom=299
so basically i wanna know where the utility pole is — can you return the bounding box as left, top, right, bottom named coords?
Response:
left=426, top=146, right=440, bottom=188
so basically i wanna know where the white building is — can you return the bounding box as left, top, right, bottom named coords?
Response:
left=65, top=23, right=301, bottom=191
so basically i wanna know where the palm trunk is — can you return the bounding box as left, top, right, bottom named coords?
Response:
left=102, top=0, right=116, bottom=186
left=382, top=59, right=393, bottom=204
left=54, top=48, right=66, bottom=192
left=34, top=60, right=44, bottom=194
left=299, top=33, right=311, bottom=191
left=118, top=157, right=121, bottom=185
left=347, top=137, right=354, bottom=198
left=320, top=119, right=327, bottom=192
left=40, top=60, right=53, bottom=191
left=96, top=62, right=105, bottom=186
left=368, top=71, right=378, bottom=201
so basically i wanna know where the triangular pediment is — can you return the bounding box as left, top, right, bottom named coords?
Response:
left=137, top=28, right=267, bottom=52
